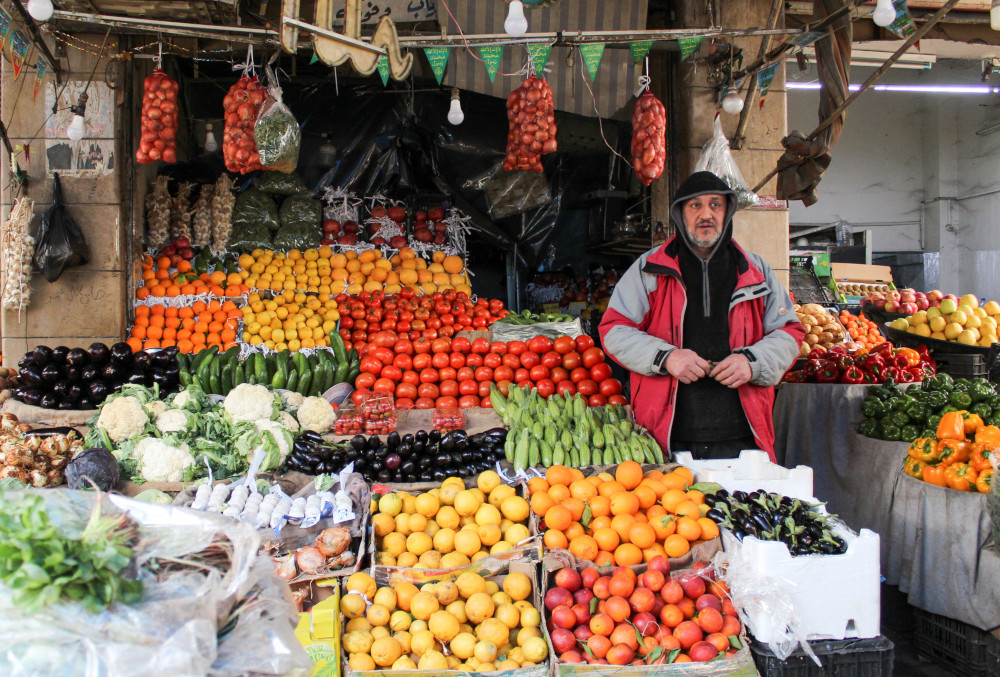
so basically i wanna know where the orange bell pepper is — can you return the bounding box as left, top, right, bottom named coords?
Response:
left=937, top=438, right=971, bottom=465
left=977, top=468, right=993, bottom=494
left=922, top=464, right=949, bottom=487
left=908, top=438, right=941, bottom=464
left=970, top=442, right=995, bottom=473
left=945, top=463, right=978, bottom=491
left=895, top=347, right=921, bottom=367
left=964, top=413, right=985, bottom=435
left=903, top=457, right=927, bottom=478
left=937, top=411, right=967, bottom=440
left=975, top=425, right=1000, bottom=447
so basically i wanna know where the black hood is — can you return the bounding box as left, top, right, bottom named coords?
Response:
left=669, top=171, right=738, bottom=263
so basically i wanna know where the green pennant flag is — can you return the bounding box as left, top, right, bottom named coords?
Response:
left=630, top=40, right=653, bottom=64
left=309, top=51, right=319, bottom=65
left=886, top=0, right=917, bottom=39
left=580, top=43, right=605, bottom=81
left=527, top=43, right=552, bottom=76
left=377, top=54, right=390, bottom=86
left=423, top=47, right=450, bottom=84
left=679, top=36, right=703, bottom=60
left=479, top=45, right=503, bottom=82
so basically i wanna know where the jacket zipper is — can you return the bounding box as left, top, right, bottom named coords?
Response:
left=664, top=278, right=687, bottom=456
left=727, top=290, right=761, bottom=449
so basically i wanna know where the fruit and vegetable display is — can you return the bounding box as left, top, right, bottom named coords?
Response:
left=839, top=282, right=892, bottom=297
left=530, top=462, right=718, bottom=564
left=545, top=562, right=744, bottom=665
left=888, top=295, right=1000, bottom=347
left=136, top=69, right=179, bottom=165
left=784, top=342, right=935, bottom=385
left=129, top=298, right=245, bottom=354
left=492, top=386, right=658, bottom=470
left=631, top=90, right=667, bottom=186
left=370, top=474, right=532, bottom=569
left=856, top=372, right=1000, bottom=443
left=504, top=76, right=557, bottom=172
left=702, top=489, right=848, bottom=555
left=795, top=303, right=848, bottom=356
left=838, top=309, right=887, bottom=350
left=0, top=413, right=84, bottom=487
left=12, top=343, right=181, bottom=410
left=902, top=409, right=997, bottom=494
left=339, top=568, right=547, bottom=672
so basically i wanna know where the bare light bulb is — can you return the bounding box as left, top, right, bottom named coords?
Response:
left=27, top=0, right=54, bottom=22
left=872, top=0, right=896, bottom=27
left=204, top=123, right=218, bottom=152
left=721, top=90, right=744, bottom=115
left=992, top=0, right=1000, bottom=30
left=447, top=89, right=465, bottom=125
left=66, top=114, right=86, bottom=141
left=504, top=0, right=528, bottom=37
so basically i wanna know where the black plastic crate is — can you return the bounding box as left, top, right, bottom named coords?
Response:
left=913, top=608, right=1000, bottom=675
left=933, top=352, right=990, bottom=380
left=880, top=583, right=915, bottom=634
left=750, top=635, right=894, bottom=676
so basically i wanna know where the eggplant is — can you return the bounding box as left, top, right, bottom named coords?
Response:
left=41, top=364, right=64, bottom=383
left=412, top=441, right=426, bottom=456
left=440, top=434, right=455, bottom=452
left=25, top=426, right=81, bottom=438
left=386, top=431, right=400, bottom=449
left=18, top=367, right=42, bottom=386
left=400, top=460, right=415, bottom=475
left=78, top=397, right=94, bottom=410
left=375, top=445, right=389, bottom=459
left=11, top=386, right=28, bottom=400
left=461, top=451, right=474, bottom=463
left=469, top=433, right=484, bottom=446
left=450, top=452, right=463, bottom=466
left=299, top=431, right=325, bottom=445
left=367, top=435, right=381, bottom=450
left=67, top=383, right=85, bottom=401
left=706, top=508, right=726, bottom=523
left=80, top=365, right=100, bottom=382
left=32, top=346, right=53, bottom=367
left=88, top=381, right=109, bottom=401
left=402, top=433, right=414, bottom=445
left=151, top=349, right=173, bottom=369
left=88, top=343, right=110, bottom=365
left=17, top=353, right=34, bottom=369
left=704, top=494, right=719, bottom=508
left=131, top=351, right=151, bottom=369
left=52, top=380, right=71, bottom=398
left=415, top=430, right=428, bottom=444
left=369, top=458, right=384, bottom=473
left=51, top=346, right=70, bottom=364
left=377, top=469, right=392, bottom=483
left=417, top=456, right=432, bottom=470
left=126, top=370, right=147, bottom=385
left=57, top=399, right=79, bottom=410
left=65, top=366, right=83, bottom=383
left=65, top=348, right=89, bottom=367
left=351, top=435, right=367, bottom=451
left=150, top=369, right=171, bottom=388
left=101, top=363, right=121, bottom=382
left=418, top=470, right=432, bottom=482
left=39, top=393, right=59, bottom=409
left=431, top=468, right=447, bottom=481
left=481, top=427, right=507, bottom=443
left=397, top=442, right=412, bottom=458
left=385, top=454, right=401, bottom=470
left=354, top=459, right=368, bottom=474
left=477, top=459, right=492, bottom=472
left=429, top=429, right=441, bottom=443
left=110, top=342, right=133, bottom=364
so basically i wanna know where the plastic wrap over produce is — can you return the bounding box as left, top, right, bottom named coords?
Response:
left=490, top=318, right=584, bottom=341
left=0, top=489, right=311, bottom=677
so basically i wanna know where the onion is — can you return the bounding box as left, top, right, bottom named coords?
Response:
left=295, top=546, right=327, bottom=574
left=316, top=527, right=351, bottom=557
left=275, top=555, right=297, bottom=580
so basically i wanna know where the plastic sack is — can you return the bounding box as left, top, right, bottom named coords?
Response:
left=232, top=188, right=280, bottom=233
left=254, top=70, right=301, bottom=174
left=257, top=170, right=310, bottom=196
left=695, top=115, right=763, bottom=209
left=490, top=318, right=584, bottom=342
left=33, top=174, right=89, bottom=283
left=227, top=221, right=272, bottom=252
left=475, top=166, right=553, bottom=220
left=0, top=488, right=310, bottom=677
left=273, top=196, right=321, bottom=250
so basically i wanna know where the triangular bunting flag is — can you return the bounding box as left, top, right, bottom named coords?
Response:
left=580, top=43, right=605, bottom=81
left=309, top=51, right=319, bottom=65
left=10, top=30, right=29, bottom=80
left=377, top=54, right=390, bottom=86
left=757, top=62, right=780, bottom=109
left=479, top=45, right=503, bottom=83
left=630, top=41, right=653, bottom=64
left=679, top=36, right=703, bottom=60
left=33, top=54, right=47, bottom=101
left=423, top=47, right=450, bottom=84
left=527, top=42, right=552, bottom=75
left=886, top=0, right=917, bottom=39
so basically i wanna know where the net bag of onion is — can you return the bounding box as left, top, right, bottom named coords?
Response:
left=223, top=75, right=265, bottom=174
left=632, top=91, right=666, bottom=186
left=136, top=70, right=179, bottom=164
left=503, top=76, right=558, bottom=173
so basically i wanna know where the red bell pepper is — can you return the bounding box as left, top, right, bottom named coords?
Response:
left=816, top=362, right=841, bottom=383
left=897, top=369, right=916, bottom=383
left=807, top=347, right=828, bottom=360
left=840, top=365, right=865, bottom=384
left=827, top=344, right=848, bottom=357
left=784, top=370, right=809, bottom=383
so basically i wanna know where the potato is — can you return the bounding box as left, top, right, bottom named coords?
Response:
left=804, top=334, right=819, bottom=345
left=818, top=332, right=834, bottom=343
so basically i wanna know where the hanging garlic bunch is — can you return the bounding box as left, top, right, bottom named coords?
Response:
left=146, top=176, right=172, bottom=250
left=171, top=181, right=194, bottom=241
left=1, top=198, right=34, bottom=313
left=191, top=183, right=214, bottom=247
left=211, top=173, right=235, bottom=253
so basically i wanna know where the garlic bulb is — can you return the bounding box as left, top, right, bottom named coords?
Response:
left=146, top=176, right=171, bottom=250
left=1, top=198, right=34, bottom=313
left=191, top=183, right=214, bottom=247
left=171, top=181, right=194, bottom=241
left=211, top=173, right=235, bottom=253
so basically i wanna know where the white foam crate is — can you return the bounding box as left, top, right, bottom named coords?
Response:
left=673, top=449, right=814, bottom=500
left=721, top=522, right=881, bottom=643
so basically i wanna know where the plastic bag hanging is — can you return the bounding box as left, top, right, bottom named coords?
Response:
left=254, top=65, right=301, bottom=173
left=33, top=174, right=90, bottom=283
left=223, top=45, right=265, bottom=174
left=631, top=61, right=666, bottom=186
left=695, top=115, right=763, bottom=209
left=136, top=45, right=179, bottom=164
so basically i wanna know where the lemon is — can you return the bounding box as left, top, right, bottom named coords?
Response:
left=474, top=640, right=499, bottom=664
left=391, top=656, right=417, bottom=670
left=492, top=591, right=513, bottom=607
left=475, top=618, right=510, bottom=649
left=415, top=492, right=440, bottom=517
left=454, top=529, right=482, bottom=557
left=487, top=484, right=516, bottom=508
left=381, top=532, right=406, bottom=557
left=446, top=599, right=468, bottom=624
left=521, top=636, right=549, bottom=662
left=366, top=603, right=391, bottom=627
left=439, top=483, right=462, bottom=506
left=397, top=552, right=418, bottom=568
left=342, top=630, right=374, bottom=654
left=433, top=527, right=457, bottom=554
left=345, top=618, right=373, bottom=633
left=410, top=629, right=438, bottom=657
left=393, top=630, right=412, bottom=654
left=456, top=572, right=487, bottom=599
left=478, top=524, right=502, bottom=547
left=393, top=513, right=411, bottom=536
left=450, top=632, right=478, bottom=660
left=503, top=572, right=532, bottom=601
left=495, top=603, right=521, bottom=629
left=418, top=550, right=442, bottom=568
left=372, top=513, right=395, bottom=538
left=520, top=606, right=541, bottom=628
left=418, top=650, right=449, bottom=670
left=505, top=523, right=530, bottom=544
left=370, top=636, right=403, bottom=667
left=500, top=496, right=530, bottom=522
left=389, top=610, right=411, bottom=632
left=341, top=593, right=367, bottom=620
left=429, top=610, right=461, bottom=643
left=406, top=531, right=433, bottom=556
left=517, top=626, right=542, bottom=646
left=440, top=551, right=471, bottom=568
left=435, top=505, right=460, bottom=529
left=475, top=503, right=502, bottom=527
left=408, top=513, right=428, bottom=533
left=346, top=572, right=377, bottom=600
left=373, top=587, right=396, bottom=610
left=477, top=470, right=502, bottom=494
left=490, top=540, right=513, bottom=555
left=454, top=490, right=482, bottom=517
left=434, top=581, right=460, bottom=605
left=348, top=653, right=376, bottom=671
left=465, top=592, right=496, bottom=625
left=410, top=591, right=440, bottom=621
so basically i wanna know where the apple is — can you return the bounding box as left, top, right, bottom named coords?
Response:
left=678, top=573, right=706, bottom=600
left=371, top=237, right=387, bottom=246
left=551, top=628, right=577, bottom=654
left=900, top=302, right=918, bottom=315
left=545, top=587, right=574, bottom=611
left=414, top=210, right=427, bottom=222
left=573, top=625, right=593, bottom=641
left=388, top=206, right=407, bottom=223
left=900, top=291, right=916, bottom=304
left=695, top=594, right=722, bottom=612
left=927, top=290, right=944, bottom=303
left=940, top=298, right=959, bottom=315
left=887, top=291, right=901, bottom=303
left=633, top=611, right=659, bottom=636
left=415, top=229, right=433, bottom=243
left=916, top=297, right=930, bottom=311
left=159, top=244, right=177, bottom=257
left=689, top=641, right=719, bottom=662
left=873, top=297, right=887, bottom=310
left=434, top=222, right=449, bottom=234
left=433, top=233, right=447, bottom=245
left=343, top=220, right=360, bottom=234
left=371, top=205, right=388, bottom=218
left=337, top=234, right=358, bottom=245
left=581, top=568, right=600, bottom=590
left=428, top=206, right=445, bottom=221
left=555, top=568, right=582, bottom=592
left=369, top=221, right=383, bottom=235
left=389, top=236, right=407, bottom=249
left=322, top=219, right=340, bottom=234
left=885, top=301, right=898, bottom=313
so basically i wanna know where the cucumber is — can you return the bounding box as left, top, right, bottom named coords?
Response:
left=286, top=369, right=299, bottom=393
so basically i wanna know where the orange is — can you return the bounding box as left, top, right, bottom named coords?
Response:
left=143, top=339, right=160, bottom=348
left=594, top=551, right=615, bottom=566
left=132, top=326, right=147, bottom=340
left=651, top=514, right=676, bottom=541
left=530, top=492, right=555, bottom=518
left=615, top=461, right=643, bottom=490
left=135, top=306, right=150, bottom=317
left=588, top=495, right=611, bottom=518
left=613, top=543, right=643, bottom=566
left=156, top=256, right=171, bottom=270
left=609, top=492, right=639, bottom=516
left=589, top=515, right=612, bottom=532
left=643, top=543, right=667, bottom=562
left=627, top=522, right=656, bottom=549
left=598, top=481, right=626, bottom=498
left=586, top=475, right=604, bottom=488
left=544, top=505, right=572, bottom=532
left=548, top=485, right=570, bottom=503
left=646, top=505, right=667, bottom=523
left=545, top=465, right=573, bottom=487
left=135, top=287, right=150, bottom=300
left=672, top=466, right=694, bottom=486
left=674, top=501, right=701, bottom=520
left=661, top=489, right=688, bottom=514
left=177, top=340, right=194, bottom=353
left=568, top=535, right=599, bottom=562
left=633, top=485, right=657, bottom=510
left=570, top=480, right=597, bottom=501
left=178, top=306, right=194, bottom=319
left=661, top=472, right=690, bottom=491
left=593, top=527, right=620, bottom=552
left=565, top=522, right=585, bottom=541
left=664, top=534, right=690, bottom=558
left=544, top=529, right=568, bottom=550
left=610, top=514, right=634, bottom=542
left=685, top=490, right=705, bottom=505
left=150, top=285, right=166, bottom=297
left=165, top=317, right=181, bottom=329
left=675, top=517, right=701, bottom=542
left=568, top=468, right=585, bottom=483
left=527, top=477, right=549, bottom=496
left=146, top=326, right=162, bottom=340
left=641, top=478, right=667, bottom=498
left=149, top=315, right=165, bottom=328
left=126, top=337, right=143, bottom=352
left=696, top=517, right=720, bottom=540
left=563, top=497, right=585, bottom=522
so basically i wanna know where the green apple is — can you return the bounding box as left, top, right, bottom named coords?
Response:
left=890, top=318, right=910, bottom=331
left=940, top=298, right=959, bottom=315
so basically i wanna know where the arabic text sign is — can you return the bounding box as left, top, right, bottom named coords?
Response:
left=334, top=0, right=436, bottom=24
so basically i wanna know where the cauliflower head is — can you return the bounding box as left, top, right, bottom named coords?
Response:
left=171, top=385, right=210, bottom=413
left=144, top=401, right=168, bottom=418
left=297, top=396, right=336, bottom=433
left=279, top=411, right=300, bottom=431
left=247, top=418, right=295, bottom=472
left=156, top=408, right=190, bottom=434
left=96, top=396, right=149, bottom=443
left=135, top=437, right=194, bottom=483
left=224, top=384, right=277, bottom=423
left=281, top=390, right=305, bottom=412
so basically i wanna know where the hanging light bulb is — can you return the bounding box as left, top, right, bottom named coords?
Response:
left=27, top=0, right=54, bottom=22
left=992, top=0, right=1000, bottom=31
left=721, top=90, right=744, bottom=115
left=872, top=0, right=897, bottom=27
left=66, top=115, right=86, bottom=141
left=504, top=0, right=528, bottom=37
left=447, top=89, right=465, bottom=125
left=203, top=123, right=218, bottom=152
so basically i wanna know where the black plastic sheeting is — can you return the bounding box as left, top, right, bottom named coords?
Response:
left=176, top=78, right=635, bottom=269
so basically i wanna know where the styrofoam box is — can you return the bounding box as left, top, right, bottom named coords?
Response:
left=674, top=449, right=814, bottom=500
left=721, top=521, right=881, bottom=643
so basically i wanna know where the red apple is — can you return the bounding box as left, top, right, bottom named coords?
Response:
left=434, top=222, right=448, bottom=234
left=927, top=290, right=944, bottom=303
left=371, top=237, right=387, bottom=246
left=689, top=641, right=719, bottom=662
left=388, top=206, right=406, bottom=223
left=337, top=234, right=358, bottom=245
left=322, top=219, right=340, bottom=234
left=551, top=605, right=577, bottom=630
left=574, top=625, right=594, bottom=641
left=545, top=587, right=574, bottom=611
left=343, top=221, right=360, bottom=234
left=433, top=233, right=447, bottom=245
left=415, top=210, right=427, bottom=222
left=900, top=291, right=916, bottom=304
left=369, top=221, right=383, bottom=235
left=555, top=568, right=582, bottom=592
left=159, top=245, right=177, bottom=257
left=371, top=205, right=388, bottom=218
left=551, top=628, right=577, bottom=654
left=916, top=298, right=929, bottom=310
left=647, top=555, right=671, bottom=577
left=415, top=229, right=433, bottom=243
left=571, top=603, right=591, bottom=626
left=679, top=573, right=706, bottom=600
left=900, top=302, right=918, bottom=314
left=885, top=301, right=898, bottom=312
left=179, top=247, right=195, bottom=260
left=428, top=206, right=445, bottom=220
left=573, top=588, right=595, bottom=606
left=389, top=236, right=407, bottom=249
left=695, top=594, right=722, bottom=612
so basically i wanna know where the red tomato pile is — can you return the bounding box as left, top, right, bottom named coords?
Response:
left=222, top=75, right=265, bottom=174
left=336, top=289, right=508, bottom=352
left=136, top=69, right=179, bottom=164
left=353, top=332, right=625, bottom=411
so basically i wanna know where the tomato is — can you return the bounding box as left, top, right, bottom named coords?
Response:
left=371, top=331, right=396, bottom=348
left=413, top=353, right=432, bottom=370
left=495, top=379, right=513, bottom=397
left=588, top=394, right=608, bottom=407
left=527, top=336, right=554, bottom=354
left=422, top=329, right=439, bottom=339
left=452, top=337, right=472, bottom=354
left=402, top=370, right=420, bottom=385
left=465, top=354, right=484, bottom=368
left=360, top=357, right=383, bottom=376
left=381, top=365, right=403, bottom=382
left=394, top=339, right=413, bottom=355
left=570, top=367, right=590, bottom=383
left=494, top=365, right=515, bottom=382
left=483, top=353, right=502, bottom=369
left=440, top=314, right=455, bottom=327
left=418, top=383, right=440, bottom=400
left=432, top=338, right=452, bottom=354
left=439, top=380, right=460, bottom=398
left=415, top=397, right=435, bottom=410
left=576, top=379, right=598, bottom=397
left=340, top=317, right=354, bottom=330
left=372, top=347, right=394, bottom=365
left=502, top=354, right=522, bottom=370
left=490, top=341, right=508, bottom=354
left=590, top=362, right=613, bottom=382
left=608, top=394, right=628, bottom=406
left=353, top=341, right=367, bottom=356
left=459, top=395, right=481, bottom=409
left=434, top=396, right=458, bottom=409
left=395, top=398, right=415, bottom=410
left=536, top=378, right=556, bottom=398
left=459, top=380, right=479, bottom=396
left=427, top=318, right=442, bottom=330
left=471, top=338, right=491, bottom=354
left=351, top=388, right=372, bottom=405
left=440, top=325, right=455, bottom=337
left=419, top=368, right=439, bottom=383
left=473, top=317, right=489, bottom=328
left=575, top=335, right=596, bottom=353
left=373, top=378, right=396, bottom=394
left=449, top=352, right=466, bottom=369
left=561, top=351, right=582, bottom=370
left=396, top=320, right=411, bottom=332
left=600, top=378, right=624, bottom=396
left=478, top=381, right=493, bottom=398
left=392, top=354, right=413, bottom=371
left=520, top=351, right=540, bottom=369
left=529, top=365, right=550, bottom=382
left=351, top=330, right=368, bottom=343
left=354, top=319, right=368, bottom=332
left=413, top=339, right=432, bottom=354
left=553, top=336, right=575, bottom=354
left=475, top=366, right=494, bottom=382
left=507, top=340, right=527, bottom=356
left=395, top=382, right=418, bottom=400
left=541, top=351, right=563, bottom=369
left=456, top=366, right=475, bottom=382
left=556, top=380, right=577, bottom=396
left=582, top=347, right=606, bottom=369
left=550, top=366, right=569, bottom=384
left=431, top=352, right=450, bottom=369
left=439, top=367, right=457, bottom=382
left=514, top=368, right=531, bottom=383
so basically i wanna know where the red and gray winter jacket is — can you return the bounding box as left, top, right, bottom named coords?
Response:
left=598, top=237, right=804, bottom=460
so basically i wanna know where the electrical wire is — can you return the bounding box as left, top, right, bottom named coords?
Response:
left=578, top=51, right=631, bottom=168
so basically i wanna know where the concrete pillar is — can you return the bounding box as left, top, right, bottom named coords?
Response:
left=672, top=0, right=791, bottom=287
left=921, top=97, right=960, bottom=294
left=1, top=36, right=128, bottom=366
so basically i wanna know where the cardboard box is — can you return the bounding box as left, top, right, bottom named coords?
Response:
left=295, top=579, right=342, bottom=677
